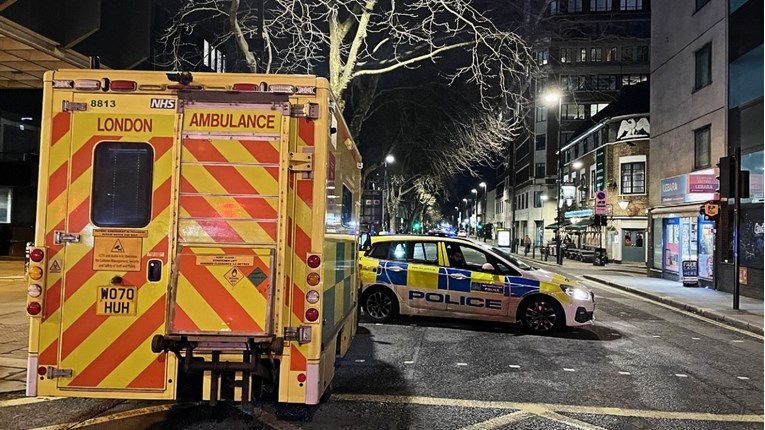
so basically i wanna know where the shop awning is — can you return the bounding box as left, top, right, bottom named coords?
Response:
left=545, top=220, right=571, bottom=230
left=565, top=218, right=594, bottom=231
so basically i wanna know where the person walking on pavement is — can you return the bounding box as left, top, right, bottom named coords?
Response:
left=523, top=235, right=531, bottom=256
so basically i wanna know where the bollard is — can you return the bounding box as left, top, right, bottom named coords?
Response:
left=532, top=245, right=536, bottom=259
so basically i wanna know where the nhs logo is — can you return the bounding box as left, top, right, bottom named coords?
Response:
left=150, top=98, right=176, bottom=109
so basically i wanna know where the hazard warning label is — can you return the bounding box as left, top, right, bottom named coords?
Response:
left=223, top=267, right=244, bottom=286
left=93, top=236, right=142, bottom=271
left=49, top=260, right=62, bottom=273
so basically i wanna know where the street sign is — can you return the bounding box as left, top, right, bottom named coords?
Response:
left=595, top=191, right=608, bottom=215
left=704, top=202, right=719, bottom=217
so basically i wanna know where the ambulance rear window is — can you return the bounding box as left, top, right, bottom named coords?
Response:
left=92, top=142, right=154, bottom=227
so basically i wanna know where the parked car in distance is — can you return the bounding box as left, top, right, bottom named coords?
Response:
left=358, top=235, right=595, bottom=334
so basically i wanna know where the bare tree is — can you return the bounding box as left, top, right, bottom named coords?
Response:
left=158, top=0, right=535, bottom=133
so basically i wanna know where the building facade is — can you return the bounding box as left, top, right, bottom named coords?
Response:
left=509, top=0, right=651, bottom=253
left=649, top=0, right=763, bottom=296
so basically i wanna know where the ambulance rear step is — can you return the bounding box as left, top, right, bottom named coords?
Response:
left=152, top=334, right=281, bottom=405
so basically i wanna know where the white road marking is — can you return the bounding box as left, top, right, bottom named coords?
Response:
left=456, top=363, right=468, bottom=367
left=652, top=335, right=661, bottom=338
left=692, top=337, right=701, bottom=340
left=610, top=333, right=620, bottom=336
left=618, top=371, right=631, bottom=375
left=537, top=408, right=610, bottom=430
left=732, top=340, right=744, bottom=343
left=563, top=368, right=576, bottom=372
left=27, top=403, right=197, bottom=430
left=583, top=279, right=764, bottom=340
left=509, top=365, right=521, bottom=368
left=675, top=374, right=689, bottom=378
left=457, top=411, right=532, bottom=430
left=354, top=359, right=365, bottom=363
left=737, top=376, right=750, bottom=380
left=0, top=396, right=65, bottom=408
left=404, top=360, right=414, bottom=364
left=375, top=323, right=382, bottom=326
left=333, top=393, right=764, bottom=423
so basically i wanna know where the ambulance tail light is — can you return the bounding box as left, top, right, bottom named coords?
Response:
left=74, top=80, right=101, bottom=91
left=306, top=290, right=320, bottom=304
left=27, top=302, right=42, bottom=316
left=30, top=249, right=44, bottom=262
left=307, top=255, right=321, bottom=269
left=232, top=83, right=259, bottom=92
left=28, top=266, right=43, bottom=280
left=305, top=308, right=319, bottom=322
left=28, top=284, right=42, bottom=298
left=306, top=272, right=320, bottom=286
left=110, top=80, right=137, bottom=91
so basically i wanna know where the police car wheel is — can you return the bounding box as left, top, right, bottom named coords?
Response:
left=363, top=287, right=398, bottom=323
left=520, top=297, right=563, bottom=334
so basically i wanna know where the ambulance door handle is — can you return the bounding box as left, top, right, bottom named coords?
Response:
left=148, top=260, right=162, bottom=282
left=449, top=273, right=469, bottom=280
left=387, top=266, right=404, bottom=272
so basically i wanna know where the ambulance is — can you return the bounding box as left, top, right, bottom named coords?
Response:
left=25, top=69, right=362, bottom=405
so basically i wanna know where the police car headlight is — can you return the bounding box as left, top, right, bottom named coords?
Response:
left=561, top=285, right=591, bottom=301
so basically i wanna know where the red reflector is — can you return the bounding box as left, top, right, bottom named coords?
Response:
left=27, top=302, right=42, bottom=315
left=232, top=83, right=258, bottom=91
left=297, top=373, right=307, bottom=383
left=305, top=308, right=319, bottom=322
left=307, top=255, right=321, bottom=269
left=37, top=366, right=47, bottom=376
left=30, top=249, right=44, bottom=262
left=110, top=80, right=137, bottom=91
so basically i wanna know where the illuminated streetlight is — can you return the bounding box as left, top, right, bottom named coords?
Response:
left=382, top=155, right=395, bottom=232
left=572, top=161, right=583, bottom=169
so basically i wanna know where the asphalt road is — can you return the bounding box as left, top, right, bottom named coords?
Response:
left=1, top=273, right=762, bottom=430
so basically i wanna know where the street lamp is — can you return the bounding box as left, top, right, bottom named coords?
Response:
left=544, top=89, right=564, bottom=265
left=382, top=154, right=395, bottom=232
left=471, top=189, right=478, bottom=236
left=479, top=182, right=487, bottom=224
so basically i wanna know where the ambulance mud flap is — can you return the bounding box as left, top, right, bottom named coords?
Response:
left=151, top=334, right=281, bottom=404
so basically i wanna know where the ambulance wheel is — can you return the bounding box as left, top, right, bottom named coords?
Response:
left=519, top=296, right=563, bottom=335
left=363, top=287, right=398, bottom=323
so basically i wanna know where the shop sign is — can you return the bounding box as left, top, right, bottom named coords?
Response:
left=595, top=191, right=608, bottom=215
left=564, top=209, right=593, bottom=219
left=595, top=148, right=606, bottom=191
left=688, top=174, right=718, bottom=193
left=660, top=175, right=687, bottom=204
left=681, top=260, right=698, bottom=286
left=615, top=117, right=650, bottom=141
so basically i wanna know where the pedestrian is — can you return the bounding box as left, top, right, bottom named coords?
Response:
left=523, top=235, right=531, bottom=255
left=636, top=233, right=644, bottom=247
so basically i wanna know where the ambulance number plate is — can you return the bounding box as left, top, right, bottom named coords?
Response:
left=97, top=286, right=137, bottom=316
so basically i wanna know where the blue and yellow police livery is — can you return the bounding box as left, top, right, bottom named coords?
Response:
left=359, top=235, right=594, bottom=334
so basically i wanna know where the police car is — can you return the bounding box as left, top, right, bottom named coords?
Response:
left=359, top=235, right=594, bottom=334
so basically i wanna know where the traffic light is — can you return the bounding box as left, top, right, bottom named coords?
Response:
left=716, top=156, right=734, bottom=198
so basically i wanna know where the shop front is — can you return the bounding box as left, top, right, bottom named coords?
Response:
left=649, top=171, right=718, bottom=285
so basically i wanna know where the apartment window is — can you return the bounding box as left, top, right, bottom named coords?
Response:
left=591, top=0, right=611, bottom=11
left=535, top=163, right=546, bottom=178
left=560, top=47, right=573, bottom=63
left=536, top=50, right=549, bottom=65
left=203, top=39, right=226, bottom=73
left=694, top=126, right=711, bottom=169
left=636, top=46, right=649, bottom=63
left=534, top=191, right=544, bottom=208
left=92, top=142, right=154, bottom=227
left=695, top=0, right=710, bottom=11
left=620, top=161, right=646, bottom=195
left=593, top=74, right=617, bottom=90
left=535, top=135, right=546, bottom=150
left=590, top=103, right=609, bottom=117
left=622, top=74, right=648, bottom=86
left=606, top=47, right=617, bottom=62
left=562, top=104, right=586, bottom=120
left=550, top=0, right=559, bottom=15
left=568, top=0, right=583, bottom=12
left=590, top=47, right=604, bottom=62
left=695, top=43, right=712, bottom=90
left=622, top=46, right=634, bottom=62
left=0, top=188, right=11, bottom=223
left=536, top=107, right=547, bottom=122
left=577, top=48, right=588, bottom=63
left=536, top=77, right=547, bottom=94
left=620, top=0, right=643, bottom=11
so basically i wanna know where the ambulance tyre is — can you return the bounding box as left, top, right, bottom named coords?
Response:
left=363, top=286, right=398, bottom=323
left=519, top=295, right=564, bottom=335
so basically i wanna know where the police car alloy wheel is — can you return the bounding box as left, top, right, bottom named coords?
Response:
left=520, top=297, right=562, bottom=334
left=364, top=288, right=397, bottom=323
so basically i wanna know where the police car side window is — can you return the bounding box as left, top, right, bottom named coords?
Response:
left=460, top=247, right=490, bottom=271
left=368, top=242, right=390, bottom=259
left=411, top=242, right=438, bottom=265
left=389, top=242, right=408, bottom=261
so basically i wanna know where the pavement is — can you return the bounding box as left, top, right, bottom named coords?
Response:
left=0, top=261, right=29, bottom=394
left=504, top=243, right=765, bottom=336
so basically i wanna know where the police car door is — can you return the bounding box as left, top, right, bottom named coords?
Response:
left=445, top=243, right=507, bottom=317
left=404, top=240, right=447, bottom=311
